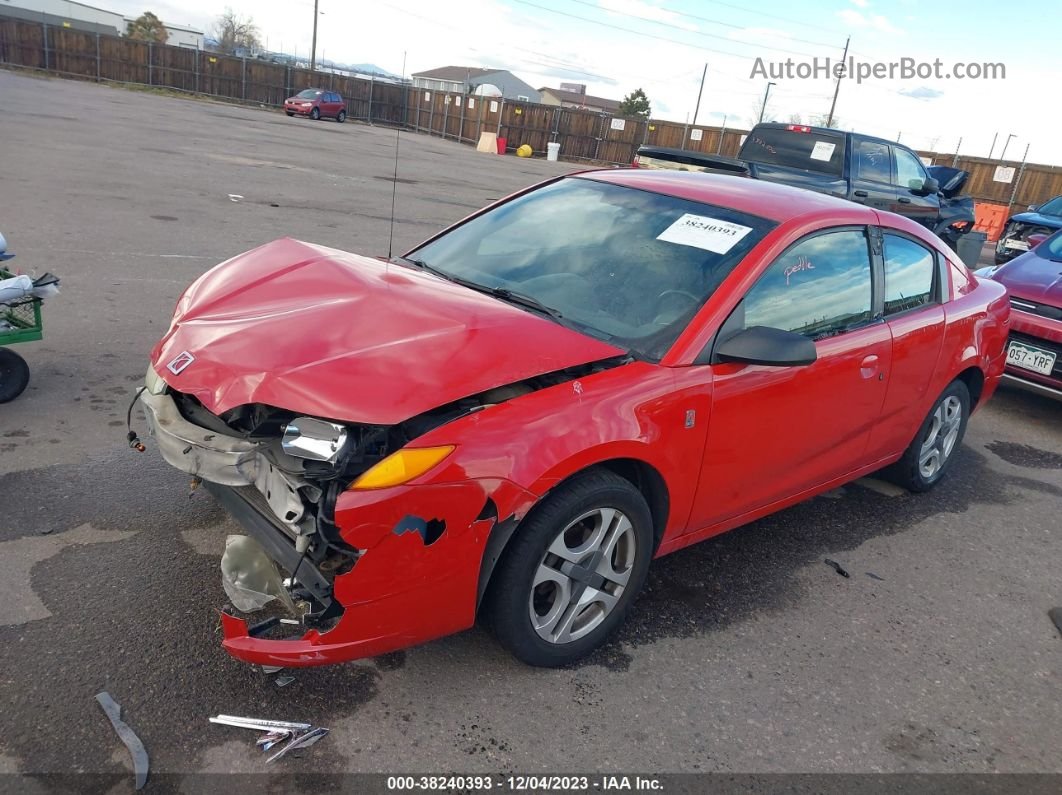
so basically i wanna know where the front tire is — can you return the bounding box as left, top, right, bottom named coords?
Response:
left=883, top=379, right=970, bottom=492
left=285, top=111, right=295, bottom=117
left=485, top=469, right=653, bottom=667
left=310, top=107, right=320, bottom=120
left=0, top=348, right=30, bottom=403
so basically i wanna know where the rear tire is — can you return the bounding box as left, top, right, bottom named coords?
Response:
left=484, top=469, right=653, bottom=667
left=882, top=379, right=970, bottom=492
left=336, top=109, right=346, bottom=123
left=310, top=107, right=321, bottom=120
left=0, top=348, right=30, bottom=403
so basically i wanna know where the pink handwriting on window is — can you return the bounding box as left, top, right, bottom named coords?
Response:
left=784, top=255, right=815, bottom=285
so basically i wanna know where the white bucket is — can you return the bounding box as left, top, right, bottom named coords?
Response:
left=546, top=141, right=561, bottom=162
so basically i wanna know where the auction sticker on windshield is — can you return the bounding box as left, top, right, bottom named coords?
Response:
left=657, top=214, right=753, bottom=253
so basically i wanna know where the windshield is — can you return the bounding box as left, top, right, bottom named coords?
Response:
left=407, top=177, right=776, bottom=359
left=1036, top=196, right=1062, bottom=216
left=296, top=89, right=321, bottom=99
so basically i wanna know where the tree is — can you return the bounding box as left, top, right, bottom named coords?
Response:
left=618, top=88, right=651, bottom=118
left=124, top=11, right=168, bottom=44
left=214, top=7, right=260, bottom=55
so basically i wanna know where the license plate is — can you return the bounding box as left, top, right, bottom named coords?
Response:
left=1007, top=340, right=1056, bottom=376
left=1004, top=239, right=1030, bottom=251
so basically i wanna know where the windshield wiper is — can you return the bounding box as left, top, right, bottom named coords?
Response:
left=484, top=287, right=564, bottom=320
left=395, top=256, right=565, bottom=321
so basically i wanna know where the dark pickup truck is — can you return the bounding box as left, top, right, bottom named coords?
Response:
left=635, top=123, right=975, bottom=249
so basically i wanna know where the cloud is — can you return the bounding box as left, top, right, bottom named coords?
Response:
left=838, top=9, right=903, bottom=34
left=899, top=86, right=944, bottom=100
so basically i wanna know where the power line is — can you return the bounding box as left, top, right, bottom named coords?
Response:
left=566, top=0, right=839, bottom=59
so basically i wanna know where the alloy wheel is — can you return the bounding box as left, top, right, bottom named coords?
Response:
left=918, top=395, right=963, bottom=479
left=529, top=507, right=637, bottom=645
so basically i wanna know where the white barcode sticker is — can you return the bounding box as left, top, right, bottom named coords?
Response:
left=810, top=141, right=836, bottom=161
left=657, top=214, right=753, bottom=254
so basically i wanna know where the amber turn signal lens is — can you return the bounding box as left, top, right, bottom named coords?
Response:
left=348, top=445, right=456, bottom=490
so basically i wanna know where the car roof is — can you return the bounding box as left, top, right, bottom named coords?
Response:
left=579, top=169, right=876, bottom=224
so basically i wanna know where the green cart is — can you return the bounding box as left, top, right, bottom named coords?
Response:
left=0, top=267, right=44, bottom=403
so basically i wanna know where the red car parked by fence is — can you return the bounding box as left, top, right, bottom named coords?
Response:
left=284, top=88, right=346, bottom=122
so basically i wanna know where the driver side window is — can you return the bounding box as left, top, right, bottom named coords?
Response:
left=894, top=148, right=928, bottom=191
left=739, top=229, right=873, bottom=341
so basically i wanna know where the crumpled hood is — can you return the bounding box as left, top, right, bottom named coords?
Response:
left=151, top=238, right=625, bottom=424
left=995, top=248, right=1062, bottom=306
left=1009, top=210, right=1062, bottom=229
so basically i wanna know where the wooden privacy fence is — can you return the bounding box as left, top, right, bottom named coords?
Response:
left=3, top=14, right=1062, bottom=208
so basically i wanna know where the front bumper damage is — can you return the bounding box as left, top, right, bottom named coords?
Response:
left=141, top=387, right=536, bottom=667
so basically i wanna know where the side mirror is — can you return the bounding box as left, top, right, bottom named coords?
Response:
left=911, top=176, right=939, bottom=196
left=1028, top=204, right=1038, bottom=212
left=715, top=326, right=817, bottom=367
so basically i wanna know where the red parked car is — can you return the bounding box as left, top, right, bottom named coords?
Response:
left=140, top=172, right=1009, bottom=668
left=283, top=88, right=346, bottom=122
left=978, top=229, right=1062, bottom=399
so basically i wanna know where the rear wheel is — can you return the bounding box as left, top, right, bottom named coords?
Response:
left=485, top=469, right=653, bottom=667
left=310, top=107, right=320, bottom=120
left=0, top=348, right=30, bottom=403
left=336, top=109, right=346, bottom=123
left=882, top=380, right=970, bottom=492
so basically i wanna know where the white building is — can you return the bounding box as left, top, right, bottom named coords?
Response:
left=0, top=0, right=123, bottom=34
left=1, top=1, right=204, bottom=48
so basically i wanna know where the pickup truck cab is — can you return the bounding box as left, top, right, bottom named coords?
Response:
left=635, top=123, right=974, bottom=249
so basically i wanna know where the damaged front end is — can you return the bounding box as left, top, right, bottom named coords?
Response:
left=139, top=357, right=622, bottom=666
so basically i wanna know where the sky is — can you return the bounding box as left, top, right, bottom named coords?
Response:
left=101, top=0, right=1062, bottom=165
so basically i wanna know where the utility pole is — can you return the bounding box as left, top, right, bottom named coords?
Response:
left=692, top=63, right=707, bottom=127
left=758, top=81, right=775, bottom=123
left=825, top=36, right=849, bottom=128
left=310, top=0, right=319, bottom=73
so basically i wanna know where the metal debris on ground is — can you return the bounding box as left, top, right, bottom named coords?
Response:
left=824, top=558, right=850, bottom=578
left=96, top=692, right=149, bottom=790
left=865, top=571, right=885, bottom=581
left=209, top=714, right=328, bottom=762
left=275, top=675, right=296, bottom=688
left=261, top=665, right=284, bottom=674
left=1049, top=607, right=1062, bottom=637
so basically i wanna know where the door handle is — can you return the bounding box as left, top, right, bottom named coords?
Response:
left=897, top=197, right=912, bottom=204
left=860, top=354, right=880, bottom=380
left=853, top=190, right=869, bottom=198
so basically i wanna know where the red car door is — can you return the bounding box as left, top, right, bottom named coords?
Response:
left=689, top=227, right=892, bottom=531
left=865, top=229, right=947, bottom=459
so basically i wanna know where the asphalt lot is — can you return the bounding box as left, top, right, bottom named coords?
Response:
left=0, top=70, right=1060, bottom=783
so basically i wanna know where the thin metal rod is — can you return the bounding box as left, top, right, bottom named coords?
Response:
left=826, top=36, right=849, bottom=127
left=386, top=51, right=407, bottom=260
left=692, top=63, right=707, bottom=127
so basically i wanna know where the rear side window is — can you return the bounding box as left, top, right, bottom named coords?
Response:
left=742, top=229, right=873, bottom=340
left=739, top=128, right=845, bottom=176
left=883, top=234, right=936, bottom=314
left=853, top=139, right=891, bottom=183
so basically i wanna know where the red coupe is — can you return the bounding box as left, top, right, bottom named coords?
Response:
left=141, top=172, right=1009, bottom=668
